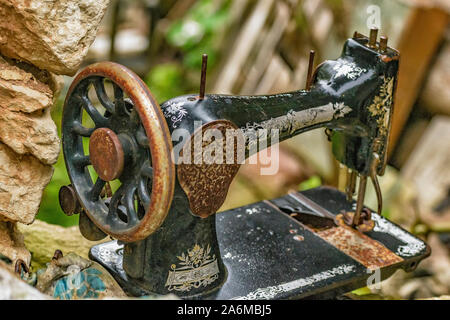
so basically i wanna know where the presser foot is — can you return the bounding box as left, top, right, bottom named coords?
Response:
left=336, top=209, right=375, bottom=232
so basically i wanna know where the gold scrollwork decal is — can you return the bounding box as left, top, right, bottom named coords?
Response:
left=165, top=244, right=219, bottom=292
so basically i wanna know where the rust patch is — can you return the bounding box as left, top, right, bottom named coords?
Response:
left=316, top=225, right=403, bottom=270
left=177, top=120, right=241, bottom=218
left=380, top=54, right=399, bottom=63
left=336, top=210, right=375, bottom=233
left=89, top=128, right=124, bottom=181
left=59, top=184, right=82, bottom=216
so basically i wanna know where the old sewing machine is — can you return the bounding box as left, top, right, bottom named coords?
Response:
left=59, top=29, right=430, bottom=299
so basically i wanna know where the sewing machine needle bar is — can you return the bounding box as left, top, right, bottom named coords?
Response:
left=352, top=175, right=368, bottom=226
left=346, top=170, right=357, bottom=201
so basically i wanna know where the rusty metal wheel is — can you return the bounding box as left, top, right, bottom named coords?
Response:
left=62, top=62, right=175, bottom=242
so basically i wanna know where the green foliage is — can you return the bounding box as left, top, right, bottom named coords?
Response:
left=298, top=175, right=322, bottom=191
left=351, top=286, right=372, bottom=296
left=165, top=0, right=230, bottom=69
left=144, top=0, right=232, bottom=103
left=36, top=97, right=78, bottom=227
left=145, top=63, right=186, bottom=103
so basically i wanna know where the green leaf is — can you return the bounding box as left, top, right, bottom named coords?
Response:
left=298, top=175, right=322, bottom=191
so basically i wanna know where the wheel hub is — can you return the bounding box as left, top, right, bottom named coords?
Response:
left=89, top=128, right=125, bottom=181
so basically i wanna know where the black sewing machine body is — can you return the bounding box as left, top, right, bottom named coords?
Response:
left=90, top=187, right=429, bottom=299
left=59, top=31, right=430, bottom=299
left=162, top=36, right=398, bottom=175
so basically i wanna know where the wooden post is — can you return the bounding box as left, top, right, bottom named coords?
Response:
left=388, top=7, right=449, bottom=157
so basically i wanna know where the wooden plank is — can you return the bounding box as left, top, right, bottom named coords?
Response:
left=401, top=116, right=450, bottom=210
left=388, top=7, right=448, bottom=157
left=240, top=1, right=292, bottom=94
left=213, top=0, right=274, bottom=93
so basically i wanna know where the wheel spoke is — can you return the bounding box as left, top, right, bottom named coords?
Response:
left=72, top=121, right=94, bottom=137
left=112, top=83, right=129, bottom=115
left=141, top=163, right=153, bottom=178
left=124, top=186, right=138, bottom=225
left=136, top=127, right=149, bottom=148
left=137, top=177, right=150, bottom=209
left=93, top=78, right=115, bottom=113
left=89, top=177, right=106, bottom=201
left=113, top=82, right=123, bottom=100
left=79, top=94, right=108, bottom=127
left=107, top=184, right=125, bottom=223
left=129, top=107, right=140, bottom=126
left=73, top=154, right=91, bottom=168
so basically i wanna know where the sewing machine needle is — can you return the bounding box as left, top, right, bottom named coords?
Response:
left=352, top=175, right=368, bottom=226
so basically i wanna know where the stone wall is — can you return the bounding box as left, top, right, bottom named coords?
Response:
left=0, top=0, right=110, bottom=272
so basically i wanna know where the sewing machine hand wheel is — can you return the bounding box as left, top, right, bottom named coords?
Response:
left=62, top=62, right=175, bottom=242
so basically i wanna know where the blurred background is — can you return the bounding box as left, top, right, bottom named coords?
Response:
left=37, top=0, right=449, bottom=299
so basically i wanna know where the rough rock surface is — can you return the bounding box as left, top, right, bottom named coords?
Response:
left=18, top=220, right=108, bottom=270
left=0, top=0, right=110, bottom=75
left=0, top=143, right=54, bottom=224
left=0, top=56, right=60, bottom=165
left=0, top=262, right=50, bottom=299
left=0, top=221, right=30, bottom=271
left=0, top=107, right=60, bottom=165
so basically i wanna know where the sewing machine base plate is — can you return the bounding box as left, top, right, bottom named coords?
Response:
left=90, top=187, right=430, bottom=299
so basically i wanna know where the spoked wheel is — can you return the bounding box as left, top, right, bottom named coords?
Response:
left=62, top=62, right=175, bottom=242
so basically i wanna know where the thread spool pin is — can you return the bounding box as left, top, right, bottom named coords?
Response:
left=369, top=28, right=378, bottom=48
left=379, top=36, right=388, bottom=52
left=306, top=50, right=315, bottom=90
left=199, top=54, right=208, bottom=100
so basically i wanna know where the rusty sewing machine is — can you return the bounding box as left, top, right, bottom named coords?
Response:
left=58, top=29, right=430, bottom=299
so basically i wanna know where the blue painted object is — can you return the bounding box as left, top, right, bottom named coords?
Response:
left=53, top=267, right=106, bottom=300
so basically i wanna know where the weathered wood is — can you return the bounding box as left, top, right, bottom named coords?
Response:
left=213, top=0, right=275, bottom=93
left=240, top=1, right=293, bottom=94
left=401, top=116, right=450, bottom=210
left=388, top=7, right=448, bottom=157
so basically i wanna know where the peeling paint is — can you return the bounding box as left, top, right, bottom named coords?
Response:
left=233, top=264, right=357, bottom=300
left=372, top=214, right=427, bottom=257
left=241, top=102, right=352, bottom=151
